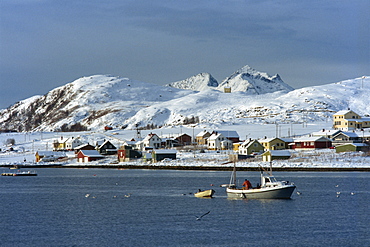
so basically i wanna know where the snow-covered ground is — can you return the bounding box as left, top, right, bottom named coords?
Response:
left=1, top=122, right=369, bottom=169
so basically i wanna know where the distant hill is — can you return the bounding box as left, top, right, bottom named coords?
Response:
left=0, top=68, right=368, bottom=132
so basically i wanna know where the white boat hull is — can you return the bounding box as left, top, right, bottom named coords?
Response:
left=227, top=185, right=295, bottom=199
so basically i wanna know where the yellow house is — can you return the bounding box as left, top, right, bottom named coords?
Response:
left=233, top=142, right=241, bottom=152
left=333, top=110, right=370, bottom=131
left=53, top=137, right=67, bottom=151
left=196, top=130, right=211, bottom=145
left=259, top=137, right=286, bottom=150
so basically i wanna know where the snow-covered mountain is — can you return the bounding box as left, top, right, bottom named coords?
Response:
left=166, top=65, right=292, bottom=94
left=166, top=73, right=218, bottom=91
left=217, top=65, right=294, bottom=94
left=0, top=68, right=368, bottom=132
left=0, top=75, right=192, bottom=132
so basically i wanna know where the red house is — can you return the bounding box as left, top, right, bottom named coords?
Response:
left=291, top=136, right=332, bottom=150
left=77, top=150, right=104, bottom=162
left=175, top=133, right=192, bottom=146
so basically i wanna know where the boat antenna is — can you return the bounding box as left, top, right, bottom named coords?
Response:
left=221, top=161, right=235, bottom=187
left=258, top=164, right=269, bottom=174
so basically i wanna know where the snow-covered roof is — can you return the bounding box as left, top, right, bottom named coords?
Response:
left=240, top=139, right=260, bottom=148
left=208, top=133, right=224, bottom=140
left=339, top=143, right=369, bottom=147
left=264, top=150, right=291, bottom=156
left=122, top=141, right=138, bottom=145
left=143, top=133, right=160, bottom=141
left=351, top=117, right=370, bottom=122
left=196, top=130, right=210, bottom=137
left=98, top=140, right=116, bottom=149
left=294, top=136, right=331, bottom=142
left=213, top=130, right=239, bottom=138
left=80, top=150, right=104, bottom=157
left=279, top=138, right=294, bottom=143
left=337, top=132, right=360, bottom=138
left=74, top=143, right=93, bottom=149
left=312, top=129, right=341, bottom=136
left=36, top=151, right=66, bottom=157
left=259, top=137, right=283, bottom=143
left=153, top=149, right=177, bottom=154
left=334, top=110, right=353, bottom=115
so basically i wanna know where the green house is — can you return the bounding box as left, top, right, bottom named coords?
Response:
left=335, top=143, right=370, bottom=153
left=238, top=139, right=264, bottom=155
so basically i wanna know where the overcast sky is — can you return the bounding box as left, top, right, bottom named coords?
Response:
left=0, top=0, right=369, bottom=109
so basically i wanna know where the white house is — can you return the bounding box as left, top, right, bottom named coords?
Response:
left=54, top=136, right=83, bottom=151
left=208, top=133, right=233, bottom=150
left=142, top=133, right=162, bottom=150
left=212, top=130, right=240, bottom=143
left=65, top=137, right=83, bottom=151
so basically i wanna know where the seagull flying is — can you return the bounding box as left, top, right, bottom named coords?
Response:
left=195, top=211, right=210, bottom=221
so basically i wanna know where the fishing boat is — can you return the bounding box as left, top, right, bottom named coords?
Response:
left=1, top=170, right=37, bottom=176
left=224, top=162, right=295, bottom=199
left=194, top=189, right=215, bottom=198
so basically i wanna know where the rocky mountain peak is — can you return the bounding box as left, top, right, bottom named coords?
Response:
left=217, top=65, right=294, bottom=94
left=166, top=73, right=219, bottom=91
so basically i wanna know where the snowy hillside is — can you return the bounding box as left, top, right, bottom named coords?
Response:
left=123, top=76, right=370, bottom=129
left=0, top=70, right=369, bottom=132
left=0, top=75, right=193, bottom=132
left=217, top=65, right=294, bottom=94
left=166, top=73, right=218, bottom=91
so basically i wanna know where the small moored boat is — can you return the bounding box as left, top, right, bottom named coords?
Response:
left=224, top=162, right=295, bottom=199
left=194, top=189, right=215, bottom=198
left=1, top=170, right=37, bottom=176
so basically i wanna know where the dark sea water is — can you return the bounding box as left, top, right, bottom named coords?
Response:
left=0, top=168, right=369, bottom=247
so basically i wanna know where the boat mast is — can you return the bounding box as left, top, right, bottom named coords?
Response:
left=269, top=161, right=273, bottom=176
left=229, top=161, right=236, bottom=186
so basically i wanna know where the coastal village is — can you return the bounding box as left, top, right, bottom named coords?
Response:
left=30, top=109, right=370, bottom=166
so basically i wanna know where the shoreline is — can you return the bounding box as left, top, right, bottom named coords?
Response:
left=1, top=164, right=369, bottom=172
